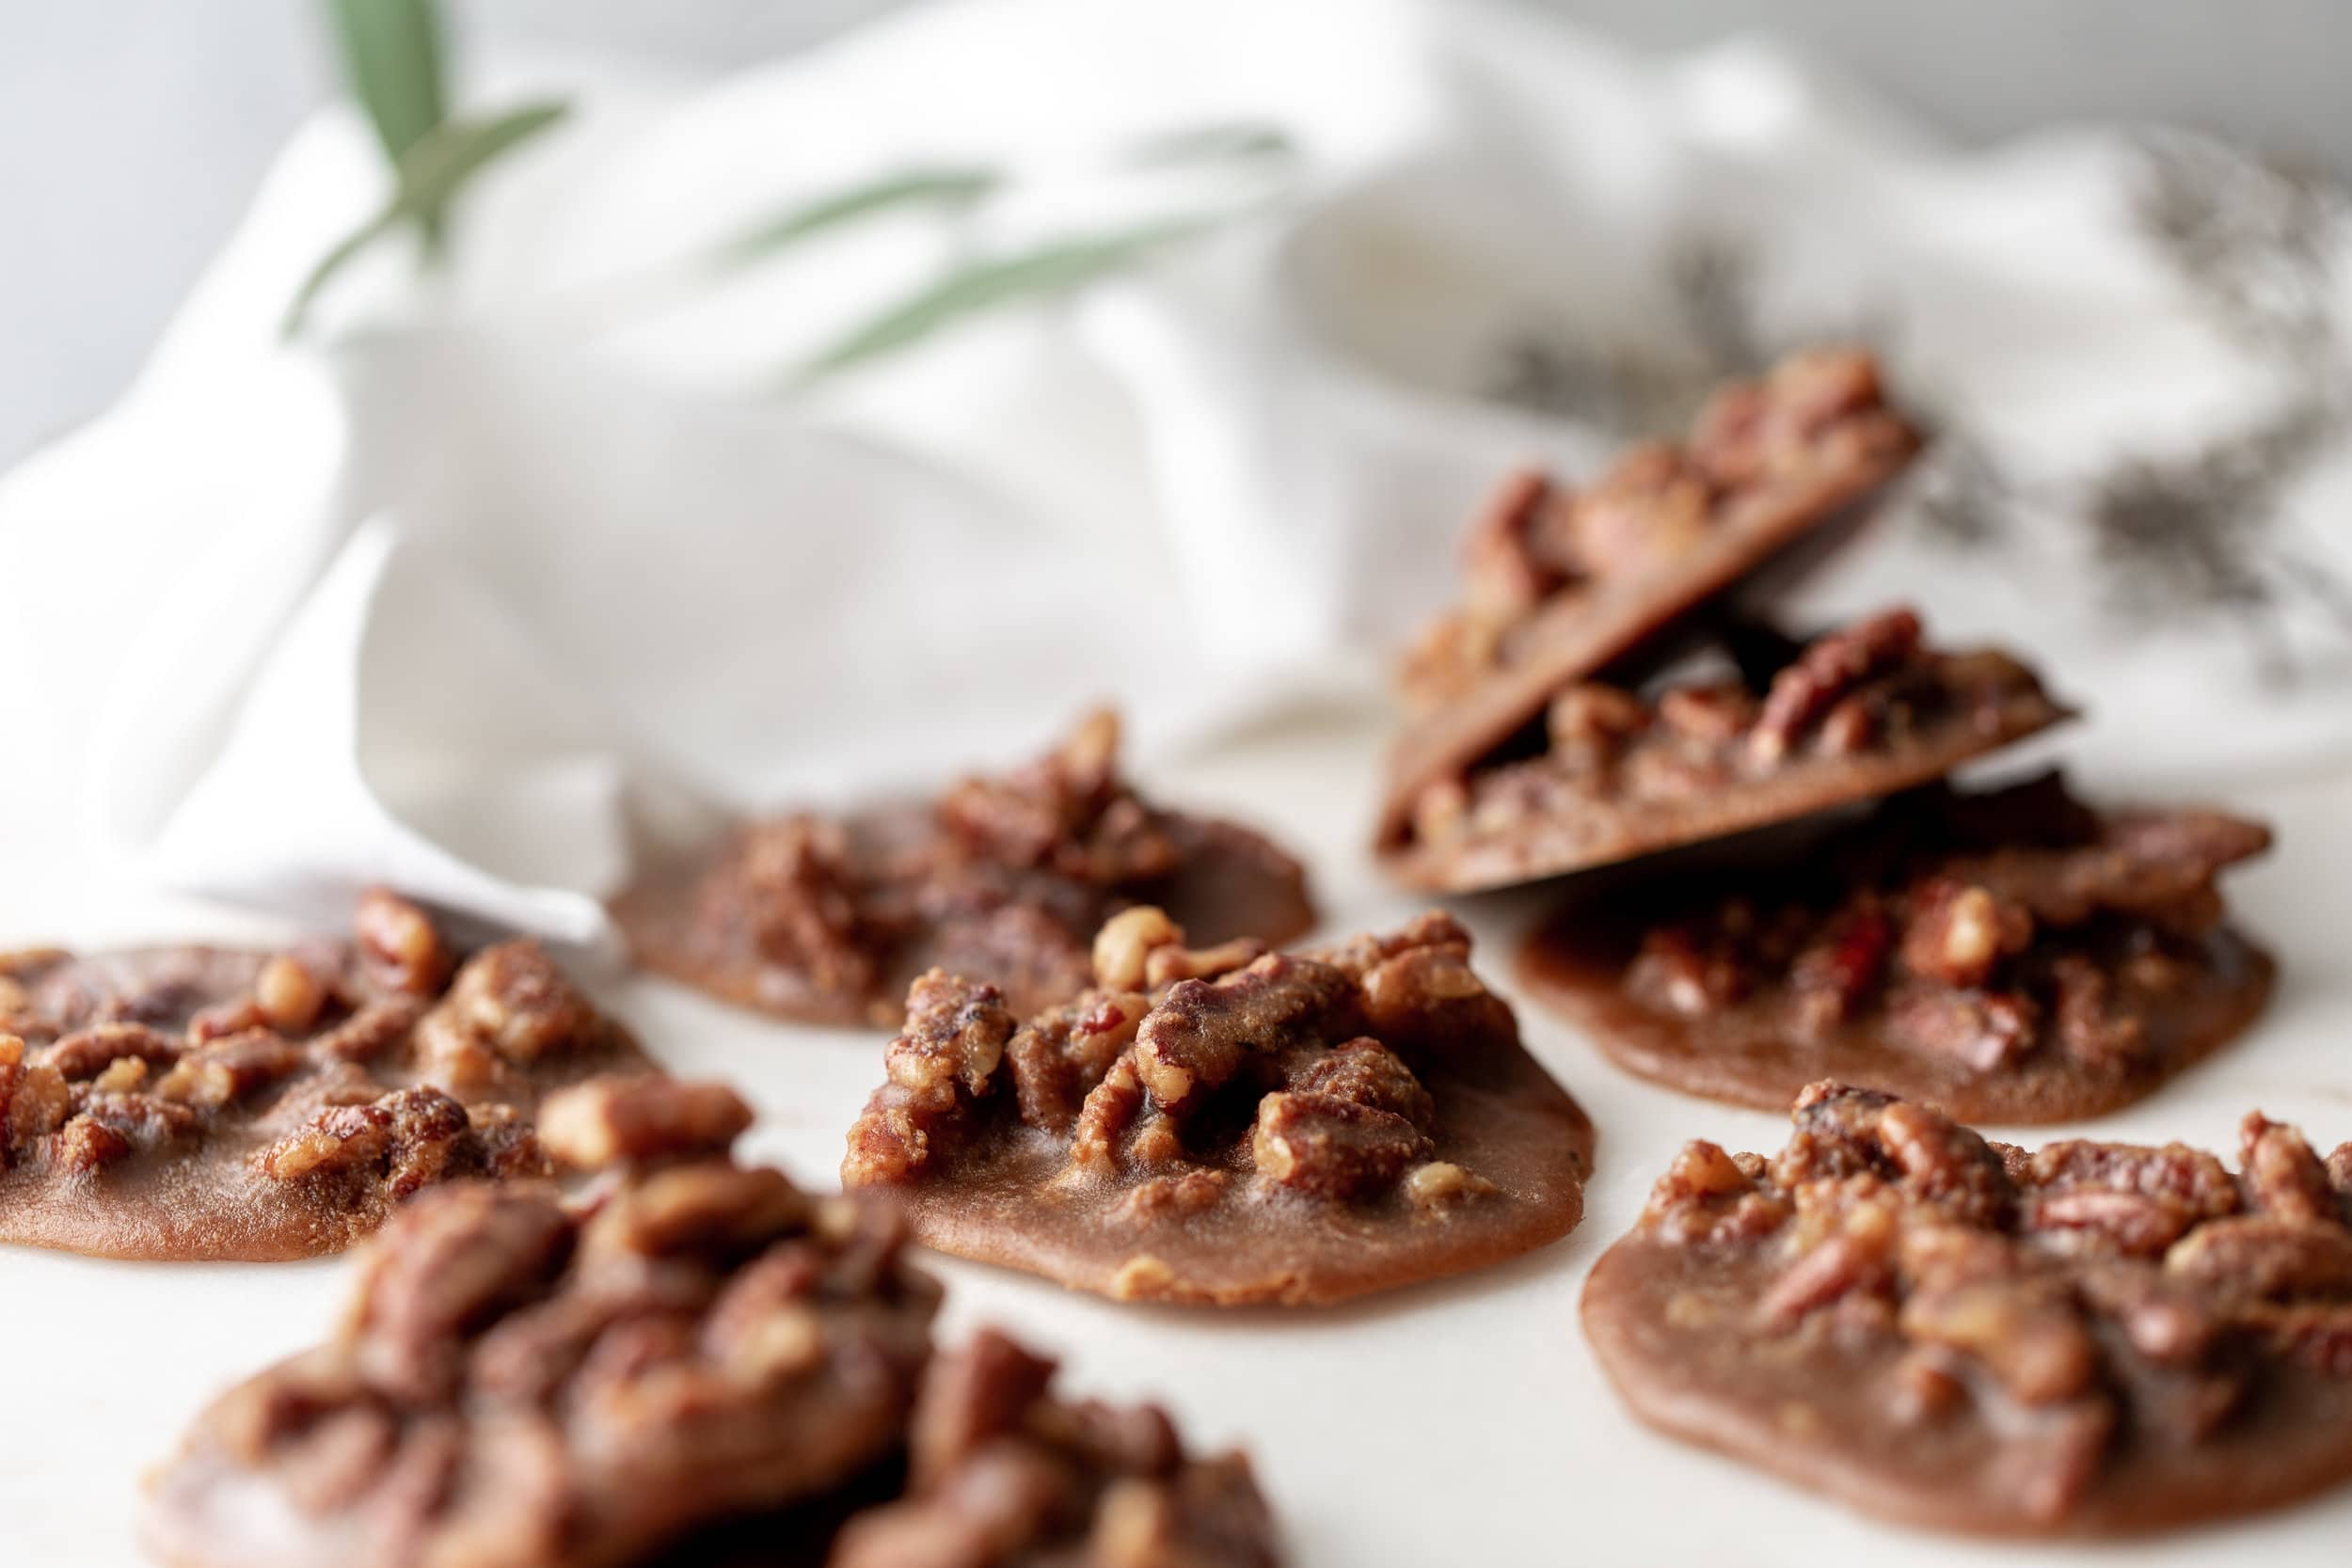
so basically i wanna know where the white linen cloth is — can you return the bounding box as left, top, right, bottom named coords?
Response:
left=5, top=0, right=2349, bottom=949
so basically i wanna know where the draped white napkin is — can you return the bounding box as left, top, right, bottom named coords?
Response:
left=6, top=0, right=2348, bottom=949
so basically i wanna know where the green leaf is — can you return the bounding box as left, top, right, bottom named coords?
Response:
left=391, top=100, right=570, bottom=225
left=794, top=215, right=1212, bottom=382
left=1122, top=120, right=1296, bottom=166
left=325, top=0, right=449, bottom=166
left=281, top=210, right=402, bottom=339
left=280, top=100, right=570, bottom=339
left=714, top=166, right=1001, bottom=270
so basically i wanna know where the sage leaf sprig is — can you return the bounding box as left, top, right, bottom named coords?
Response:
left=285, top=103, right=571, bottom=338
left=326, top=0, right=447, bottom=174
left=793, top=214, right=1216, bottom=382
left=705, top=117, right=1291, bottom=282
left=1120, top=119, right=1295, bottom=168
left=288, top=0, right=572, bottom=338
left=299, top=0, right=1294, bottom=375
left=759, top=121, right=1295, bottom=384
left=716, top=166, right=1003, bottom=271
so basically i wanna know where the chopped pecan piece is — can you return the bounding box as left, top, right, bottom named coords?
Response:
left=347, top=1185, right=575, bottom=1402
left=2255, top=1302, right=2352, bottom=1375
left=1749, top=607, right=1923, bottom=764
left=1899, top=879, right=2032, bottom=988
left=1116, top=1169, right=1231, bottom=1225
left=1655, top=682, right=1759, bottom=744
left=1308, top=910, right=1474, bottom=981
left=185, top=997, right=269, bottom=1044
left=92, top=1056, right=150, bottom=1093
left=312, top=998, right=422, bottom=1062
left=1402, top=1161, right=1499, bottom=1210
left=1563, top=444, right=1713, bottom=578
left=1899, top=1272, right=2097, bottom=1406
left=2074, top=1261, right=2225, bottom=1366
left=586, top=1162, right=815, bottom=1263
left=1357, top=942, right=1513, bottom=1058
left=1772, top=1084, right=2011, bottom=1227
left=2048, top=955, right=2146, bottom=1069
left=1883, top=982, right=2037, bottom=1074
left=1066, top=1056, right=1148, bottom=1178
left=1132, top=954, right=1354, bottom=1116
left=1, top=1041, right=77, bottom=1160
left=152, top=1028, right=306, bottom=1108
left=537, top=1076, right=752, bottom=1170
left=842, top=973, right=1017, bottom=1186
left=1250, top=1091, right=1430, bottom=1200
left=938, top=709, right=1182, bottom=887
left=1643, top=1139, right=1756, bottom=1225
left=1788, top=906, right=1891, bottom=1036
left=353, top=886, right=452, bottom=995
left=258, top=1085, right=524, bottom=1205
left=833, top=1328, right=1280, bottom=1568
left=253, top=953, right=330, bottom=1032
left=1627, top=926, right=1749, bottom=1019
left=1876, top=1099, right=2013, bottom=1226
left=46, top=1022, right=182, bottom=1081
left=1758, top=1203, right=1897, bottom=1327
left=887, top=972, right=1017, bottom=1100
left=52, top=1112, right=135, bottom=1174
left=727, top=814, right=874, bottom=995
left=1005, top=993, right=1142, bottom=1134
left=2026, top=1138, right=2241, bottom=1217
left=1546, top=682, right=1650, bottom=762
left=416, top=940, right=605, bottom=1092
left=1091, top=906, right=1185, bottom=990
left=2241, top=1112, right=2342, bottom=1223
left=1689, top=346, right=1906, bottom=487
left=2166, top=1215, right=2352, bottom=1300
left=2026, top=1187, right=2200, bottom=1259
left=1458, top=468, right=1566, bottom=622
left=1289, top=1037, right=1435, bottom=1129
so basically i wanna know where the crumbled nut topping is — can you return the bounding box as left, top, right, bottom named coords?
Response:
left=636, top=710, right=1313, bottom=1026
left=1618, top=775, right=2270, bottom=1083
left=1624, top=1083, right=2352, bottom=1525
left=1412, top=605, right=2056, bottom=855
left=151, top=1105, right=946, bottom=1568
left=846, top=909, right=1500, bottom=1216
left=1397, top=348, right=1919, bottom=711
left=725, top=815, right=875, bottom=995
left=833, top=1328, right=1281, bottom=1568
left=938, top=708, right=1183, bottom=886
left=257, top=1084, right=543, bottom=1201
left=413, top=940, right=615, bottom=1096
left=0, top=894, right=646, bottom=1260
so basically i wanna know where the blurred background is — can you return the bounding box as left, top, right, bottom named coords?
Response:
left=8, top=0, right=2352, bottom=466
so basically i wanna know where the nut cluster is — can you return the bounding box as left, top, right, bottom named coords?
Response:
left=844, top=909, right=1505, bottom=1216
left=1642, top=1083, right=2352, bottom=1522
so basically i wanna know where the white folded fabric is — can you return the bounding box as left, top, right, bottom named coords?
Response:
left=5, top=0, right=2347, bottom=948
